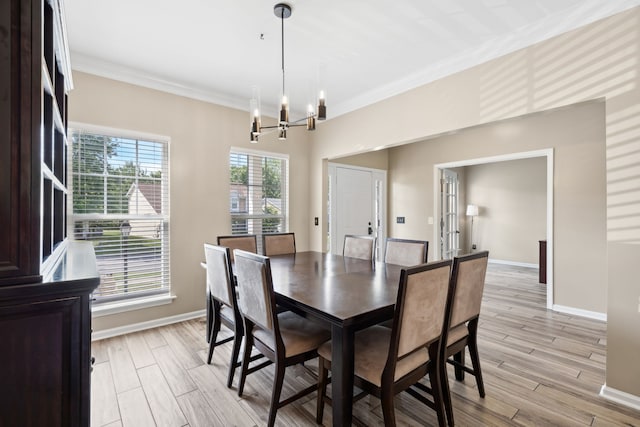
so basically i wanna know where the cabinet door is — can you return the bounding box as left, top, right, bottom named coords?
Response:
left=0, top=0, right=42, bottom=285
left=0, top=294, right=91, bottom=427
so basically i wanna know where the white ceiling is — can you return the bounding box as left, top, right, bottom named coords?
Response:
left=65, top=0, right=640, bottom=120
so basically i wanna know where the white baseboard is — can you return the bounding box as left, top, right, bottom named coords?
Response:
left=600, top=384, right=640, bottom=411
left=92, top=309, right=206, bottom=341
left=488, top=258, right=538, bottom=269
left=552, top=304, right=607, bottom=322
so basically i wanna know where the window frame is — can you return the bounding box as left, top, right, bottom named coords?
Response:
left=229, top=147, right=289, bottom=251
left=69, top=123, right=171, bottom=308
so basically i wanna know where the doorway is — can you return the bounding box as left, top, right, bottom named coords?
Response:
left=440, top=169, right=461, bottom=259
left=434, top=149, right=554, bottom=309
left=328, top=163, right=386, bottom=259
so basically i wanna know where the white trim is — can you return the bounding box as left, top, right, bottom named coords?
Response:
left=435, top=149, right=552, bottom=169
left=92, top=294, right=176, bottom=317
left=327, top=163, right=388, bottom=256
left=434, top=148, right=554, bottom=309
left=488, top=258, right=538, bottom=269
left=546, top=152, right=554, bottom=310
left=71, top=53, right=248, bottom=113
left=552, top=304, right=607, bottom=322
left=69, top=121, right=170, bottom=144
left=599, top=385, right=640, bottom=411
left=92, top=308, right=205, bottom=341
left=230, top=146, right=290, bottom=160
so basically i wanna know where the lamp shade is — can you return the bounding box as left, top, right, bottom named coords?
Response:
left=466, top=204, right=479, bottom=216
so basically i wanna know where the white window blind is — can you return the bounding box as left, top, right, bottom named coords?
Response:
left=70, top=128, right=170, bottom=303
left=229, top=149, right=289, bottom=253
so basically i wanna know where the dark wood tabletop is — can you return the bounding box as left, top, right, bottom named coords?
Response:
left=268, top=251, right=403, bottom=426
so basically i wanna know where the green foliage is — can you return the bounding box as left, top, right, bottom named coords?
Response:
left=230, top=164, right=248, bottom=185
left=72, top=131, right=163, bottom=214
left=263, top=158, right=282, bottom=199
left=262, top=204, right=282, bottom=232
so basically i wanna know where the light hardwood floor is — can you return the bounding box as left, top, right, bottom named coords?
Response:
left=91, top=264, right=640, bottom=426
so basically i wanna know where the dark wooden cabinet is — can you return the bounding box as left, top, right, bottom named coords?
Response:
left=539, top=240, right=547, bottom=284
left=0, top=0, right=43, bottom=286
left=0, top=243, right=99, bottom=426
left=0, top=0, right=99, bottom=425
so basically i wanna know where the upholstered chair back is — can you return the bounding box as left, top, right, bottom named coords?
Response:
left=204, top=244, right=234, bottom=307
left=384, top=238, right=428, bottom=266
left=263, top=233, right=296, bottom=256
left=343, top=235, right=376, bottom=261
left=449, top=251, right=489, bottom=329
left=217, top=235, right=258, bottom=262
left=394, top=260, right=452, bottom=359
left=234, top=249, right=276, bottom=333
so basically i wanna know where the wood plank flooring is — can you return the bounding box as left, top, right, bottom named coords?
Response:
left=91, top=264, right=640, bottom=426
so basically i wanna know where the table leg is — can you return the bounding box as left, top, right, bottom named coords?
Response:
left=331, top=323, right=354, bottom=427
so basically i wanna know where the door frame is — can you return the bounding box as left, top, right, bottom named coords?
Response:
left=433, top=149, right=554, bottom=309
left=440, top=168, right=461, bottom=259
left=328, top=163, right=387, bottom=259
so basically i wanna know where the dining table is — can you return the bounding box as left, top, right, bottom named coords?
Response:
left=268, top=251, right=404, bottom=427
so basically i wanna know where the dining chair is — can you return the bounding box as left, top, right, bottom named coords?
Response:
left=262, top=232, right=296, bottom=256
left=205, top=234, right=257, bottom=342
left=316, top=259, right=455, bottom=427
left=343, top=234, right=376, bottom=261
left=216, top=234, right=258, bottom=262
left=443, top=250, right=489, bottom=425
left=203, top=244, right=243, bottom=387
left=233, top=249, right=331, bottom=427
left=384, top=237, right=429, bottom=266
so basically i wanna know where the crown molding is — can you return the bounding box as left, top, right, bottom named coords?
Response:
left=71, top=53, right=248, bottom=112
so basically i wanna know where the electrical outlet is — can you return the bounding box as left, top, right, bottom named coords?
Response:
left=472, top=244, right=477, bottom=250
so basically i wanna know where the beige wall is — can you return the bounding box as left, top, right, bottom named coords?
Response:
left=330, top=150, right=389, bottom=170
left=607, top=243, right=640, bottom=397
left=70, top=71, right=312, bottom=332
left=464, top=158, right=547, bottom=263
left=308, top=8, right=640, bottom=397
left=385, top=102, right=605, bottom=312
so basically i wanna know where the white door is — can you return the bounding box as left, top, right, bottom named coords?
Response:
left=440, top=169, right=460, bottom=259
left=328, top=164, right=386, bottom=259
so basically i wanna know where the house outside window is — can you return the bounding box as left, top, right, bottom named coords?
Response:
left=229, top=148, right=288, bottom=253
left=69, top=127, right=170, bottom=304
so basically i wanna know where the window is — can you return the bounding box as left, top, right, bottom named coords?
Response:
left=70, top=128, right=170, bottom=304
left=229, top=148, right=288, bottom=253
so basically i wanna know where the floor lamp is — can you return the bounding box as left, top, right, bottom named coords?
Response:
left=466, top=204, right=479, bottom=252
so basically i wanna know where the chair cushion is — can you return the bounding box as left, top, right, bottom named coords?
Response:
left=318, top=326, right=429, bottom=387
left=220, top=305, right=236, bottom=325
left=447, top=324, right=469, bottom=346
left=254, top=311, right=330, bottom=357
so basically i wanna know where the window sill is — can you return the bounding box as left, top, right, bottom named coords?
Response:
left=92, top=294, right=176, bottom=317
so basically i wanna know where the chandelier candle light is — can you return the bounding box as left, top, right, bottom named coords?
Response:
left=250, top=3, right=326, bottom=143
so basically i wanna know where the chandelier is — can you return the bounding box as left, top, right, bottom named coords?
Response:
left=250, top=3, right=326, bottom=143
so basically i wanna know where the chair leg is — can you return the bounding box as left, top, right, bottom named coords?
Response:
left=268, top=360, right=286, bottom=427
left=440, top=358, right=454, bottom=427
left=316, top=357, right=329, bottom=424
left=238, top=330, right=254, bottom=397
left=453, top=350, right=465, bottom=381
left=227, top=331, right=242, bottom=388
left=207, top=302, right=222, bottom=364
left=468, top=322, right=485, bottom=398
left=380, top=388, right=397, bottom=427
